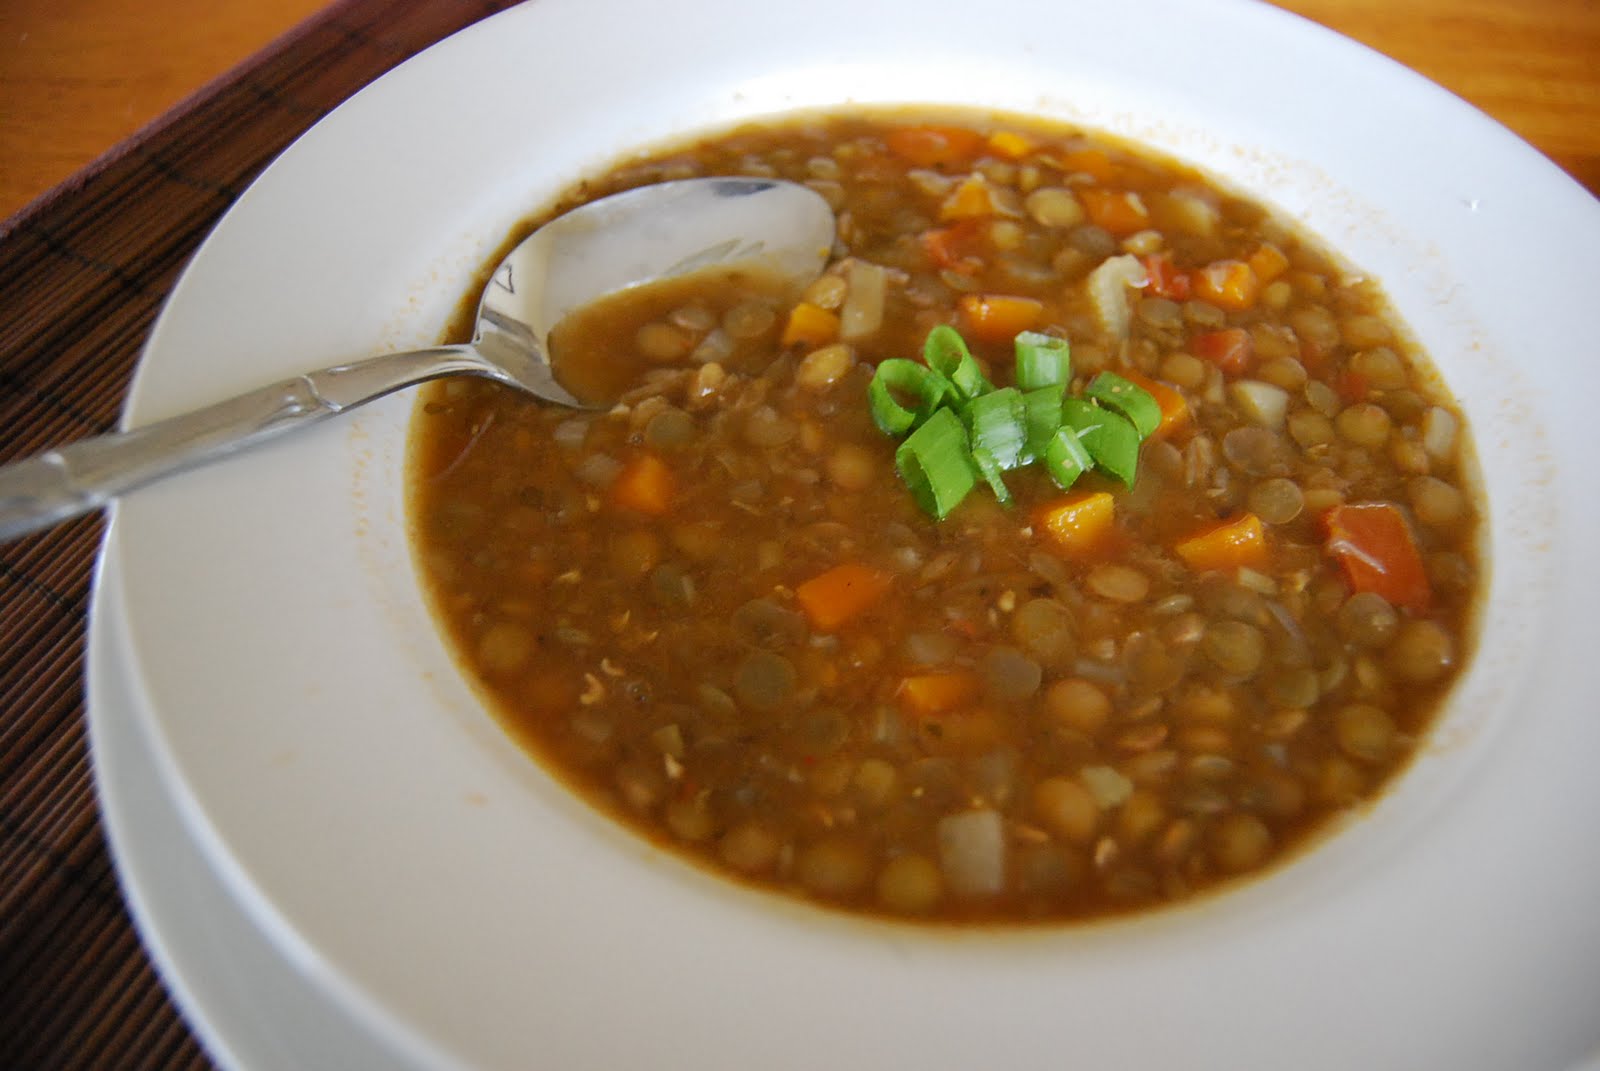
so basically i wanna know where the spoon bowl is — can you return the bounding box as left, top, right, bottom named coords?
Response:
left=0, top=176, right=834, bottom=542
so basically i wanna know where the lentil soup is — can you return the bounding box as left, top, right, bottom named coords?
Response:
left=408, top=109, right=1482, bottom=924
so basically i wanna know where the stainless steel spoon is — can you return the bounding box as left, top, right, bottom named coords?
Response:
left=0, top=177, right=835, bottom=542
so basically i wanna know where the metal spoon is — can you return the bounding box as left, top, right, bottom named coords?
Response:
left=0, top=177, right=835, bottom=542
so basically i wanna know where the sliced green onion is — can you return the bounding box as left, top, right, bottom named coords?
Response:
left=962, top=386, right=1027, bottom=471
left=1043, top=425, right=1093, bottom=488
left=1022, top=384, right=1066, bottom=464
left=1085, top=372, right=1161, bottom=438
left=868, top=358, right=950, bottom=435
left=971, top=446, right=1013, bottom=506
left=1014, top=331, right=1072, bottom=390
left=924, top=324, right=993, bottom=400
left=871, top=326, right=1156, bottom=519
left=894, top=407, right=977, bottom=519
left=1063, top=399, right=1141, bottom=487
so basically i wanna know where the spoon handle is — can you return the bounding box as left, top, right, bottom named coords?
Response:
left=0, top=345, right=489, bottom=542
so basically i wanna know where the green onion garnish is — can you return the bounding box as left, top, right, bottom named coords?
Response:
left=1044, top=425, right=1093, bottom=488
left=923, top=324, right=993, bottom=400
left=1062, top=398, right=1141, bottom=487
left=894, top=407, right=977, bottom=519
left=868, top=358, right=950, bottom=435
left=1014, top=331, right=1072, bottom=390
left=1085, top=372, right=1161, bottom=439
left=971, top=446, right=1013, bottom=507
left=869, top=326, right=1161, bottom=518
left=1022, top=384, right=1066, bottom=464
left=963, top=386, right=1027, bottom=471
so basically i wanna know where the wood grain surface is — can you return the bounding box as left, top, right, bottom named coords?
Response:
left=0, top=0, right=1596, bottom=220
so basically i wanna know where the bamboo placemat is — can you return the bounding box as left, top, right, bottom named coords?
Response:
left=0, top=2, right=519, bottom=1066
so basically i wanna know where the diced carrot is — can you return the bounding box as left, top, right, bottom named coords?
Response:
left=1142, top=252, right=1191, bottom=301
left=885, top=126, right=985, bottom=169
left=1193, top=259, right=1260, bottom=311
left=781, top=302, right=840, bottom=347
left=610, top=454, right=675, bottom=516
left=1053, top=147, right=1116, bottom=182
left=940, top=175, right=1003, bottom=221
left=896, top=671, right=982, bottom=716
left=1117, top=369, right=1190, bottom=438
left=1174, top=513, right=1268, bottom=573
left=1191, top=327, right=1254, bottom=376
left=1079, top=188, right=1151, bottom=236
left=1322, top=503, right=1431, bottom=611
left=958, top=293, right=1044, bottom=343
left=1034, top=491, right=1117, bottom=557
left=1247, top=242, right=1290, bottom=285
left=986, top=130, right=1036, bottom=160
left=921, top=220, right=986, bottom=274
left=794, top=563, right=893, bottom=632
left=1335, top=369, right=1370, bottom=403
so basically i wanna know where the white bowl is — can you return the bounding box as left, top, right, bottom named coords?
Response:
left=99, top=0, right=1600, bottom=1067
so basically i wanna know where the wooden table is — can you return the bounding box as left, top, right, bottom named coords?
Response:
left=1, top=0, right=1596, bottom=220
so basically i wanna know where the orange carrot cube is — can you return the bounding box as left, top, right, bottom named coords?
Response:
left=939, top=175, right=1003, bottom=221
left=958, top=293, right=1044, bottom=343
left=1193, top=259, right=1260, bottom=311
left=1247, top=242, right=1290, bottom=285
left=1174, top=513, right=1268, bottom=573
left=986, top=130, right=1037, bottom=160
left=885, top=126, right=984, bottom=169
left=1191, top=327, right=1254, bottom=376
left=1079, top=188, right=1151, bottom=236
left=1142, top=252, right=1192, bottom=301
left=794, top=563, right=893, bottom=632
left=921, top=221, right=985, bottom=274
left=896, top=671, right=982, bottom=716
left=1053, top=148, right=1116, bottom=182
left=1035, top=492, right=1117, bottom=557
left=610, top=454, right=675, bottom=516
left=781, top=302, right=840, bottom=348
left=1322, top=503, right=1431, bottom=611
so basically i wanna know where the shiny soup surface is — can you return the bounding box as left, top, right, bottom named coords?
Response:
left=408, top=110, right=1482, bottom=924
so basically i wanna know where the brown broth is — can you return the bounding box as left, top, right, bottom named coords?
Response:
left=408, top=107, right=1482, bottom=925
left=548, top=264, right=796, bottom=405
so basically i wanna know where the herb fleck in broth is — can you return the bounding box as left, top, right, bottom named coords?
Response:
left=408, top=108, right=1483, bottom=924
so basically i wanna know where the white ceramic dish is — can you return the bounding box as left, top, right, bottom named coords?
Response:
left=89, top=551, right=420, bottom=1071
left=95, top=0, right=1600, bottom=1067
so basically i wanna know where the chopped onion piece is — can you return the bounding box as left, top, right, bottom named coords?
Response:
left=1422, top=405, right=1458, bottom=461
left=839, top=260, right=888, bottom=340
left=1086, top=254, right=1149, bottom=339
left=1228, top=379, right=1290, bottom=429
left=937, top=809, right=1006, bottom=897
